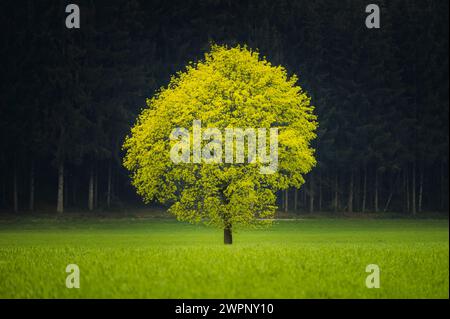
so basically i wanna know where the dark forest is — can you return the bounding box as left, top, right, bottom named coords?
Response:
left=0, top=0, right=448, bottom=215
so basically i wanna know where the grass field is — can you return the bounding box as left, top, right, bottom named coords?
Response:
left=0, top=215, right=448, bottom=298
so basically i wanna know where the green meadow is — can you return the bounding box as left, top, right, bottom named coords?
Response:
left=0, top=215, right=448, bottom=298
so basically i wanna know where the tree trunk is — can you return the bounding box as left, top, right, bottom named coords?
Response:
left=107, top=160, right=112, bottom=209
left=72, top=176, right=77, bottom=206
left=56, top=161, right=64, bottom=213
left=3, top=175, right=6, bottom=208
left=94, top=166, right=98, bottom=209
left=354, top=171, right=359, bottom=212
left=412, top=162, right=416, bottom=215
left=284, top=189, right=288, bottom=213
left=374, top=169, right=379, bottom=212
left=303, top=186, right=307, bottom=206
left=383, top=173, right=394, bottom=212
left=362, top=167, right=367, bottom=213
left=29, top=161, right=34, bottom=211
left=383, top=190, right=393, bottom=212
left=1, top=171, right=5, bottom=207
left=294, top=188, right=298, bottom=212
left=224, top=225, right=232, bottom=244
left=333, top=172, right=338, bottom=213
left=112, top=165, right=118, bottom=203
left=348, top=170, right=354, bottom=213
left=13, top=165, right=18, bottom=213
left=318, top=173, right=322, bottom=211
left=402, top=168, right=405, bottom=212
left=418, top=167, right=423, bottom=213
left=440, top=159, right=444, bottom=211
left=64, top=171, right=69, bottom=208
left=405, top=167, right=410, bottom=212
left=309, top=174, right=314, bottom=214
left=88, top=165, right=94, bottom=211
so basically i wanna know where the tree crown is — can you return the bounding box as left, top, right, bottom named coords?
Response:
left=123, top=44, right=317, bottom=228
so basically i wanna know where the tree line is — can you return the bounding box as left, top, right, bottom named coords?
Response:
left=0, top=0, right=448, bottom=214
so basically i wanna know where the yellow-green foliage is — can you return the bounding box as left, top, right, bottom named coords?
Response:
left=123, top=44, right=317, bottom=228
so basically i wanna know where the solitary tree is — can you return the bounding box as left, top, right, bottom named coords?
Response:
left=123, top=45, right=317, bottom=244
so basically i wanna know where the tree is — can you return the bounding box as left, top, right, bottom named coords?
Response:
left=123, top=45, right=317, bottom=243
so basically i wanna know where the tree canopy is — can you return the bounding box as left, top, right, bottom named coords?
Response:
left=123, top=45, right=317, bottom=241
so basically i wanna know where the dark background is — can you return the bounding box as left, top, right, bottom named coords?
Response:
left=0, top=0, right=448, bottom=214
